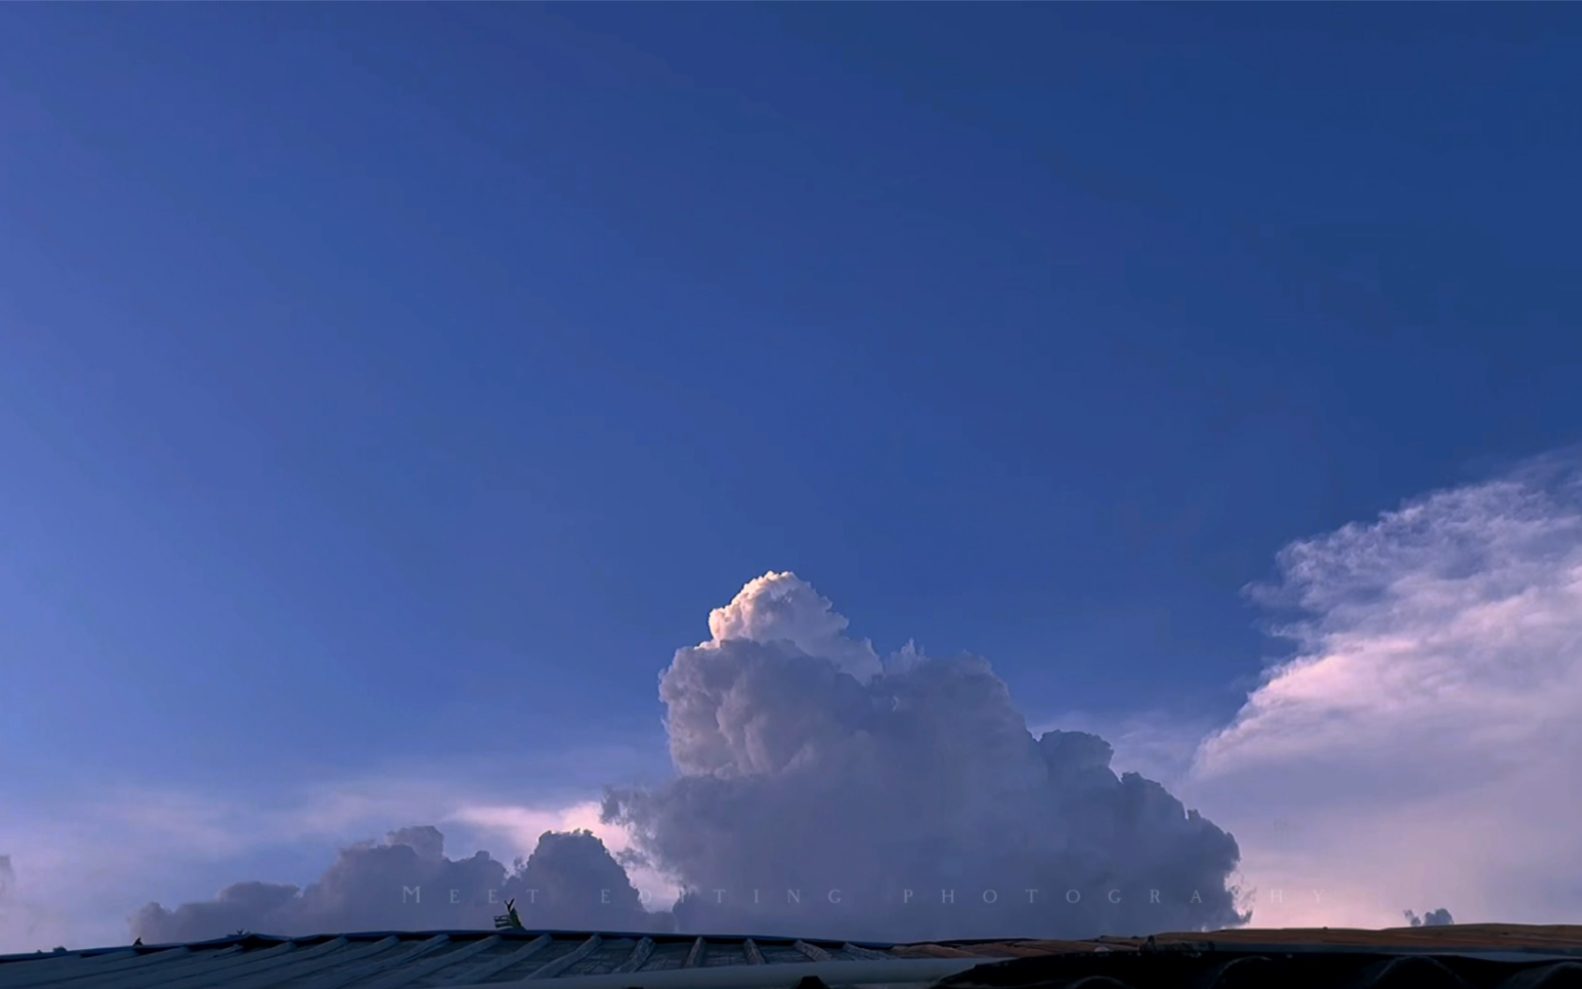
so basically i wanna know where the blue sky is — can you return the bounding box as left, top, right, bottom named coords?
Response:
left=3, top=4, right=1582, bottom=949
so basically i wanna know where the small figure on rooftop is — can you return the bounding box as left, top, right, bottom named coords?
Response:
left=494, top=898, right=524, bottom=931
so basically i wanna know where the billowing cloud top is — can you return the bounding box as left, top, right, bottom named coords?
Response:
left=706, top=572, right=885, bottom=683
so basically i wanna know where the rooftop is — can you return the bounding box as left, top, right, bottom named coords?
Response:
left=2, top=925, right=1579, bottom=989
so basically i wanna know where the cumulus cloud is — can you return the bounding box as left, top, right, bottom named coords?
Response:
left=128, top=572, right=1243, bottom=944
left=1184, top=459, right=1582, bottom=927
left=1406, top=908, right=1454, bottom=928
left=603, top=572, right=1245, bottom=941
left=131, top=826, right=655, bottom=943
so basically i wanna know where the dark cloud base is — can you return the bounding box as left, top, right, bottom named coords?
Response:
left=132, top=824, right=1241, bottom=944
left=132, top=575, right=1247, bottom=944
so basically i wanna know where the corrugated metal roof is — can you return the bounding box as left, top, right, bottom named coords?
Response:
left=5, top=926, right=1582, bottom=989
left=0, top=931, right=987, bottom=989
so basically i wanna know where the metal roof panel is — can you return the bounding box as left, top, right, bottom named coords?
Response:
left=5, top=926, right=1581, bottom=989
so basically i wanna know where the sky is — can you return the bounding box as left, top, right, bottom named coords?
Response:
left=2, top=3, right=1581, bottom=953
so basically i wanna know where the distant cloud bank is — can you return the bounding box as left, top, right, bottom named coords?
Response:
left=132, top=826, right=649, bottom=943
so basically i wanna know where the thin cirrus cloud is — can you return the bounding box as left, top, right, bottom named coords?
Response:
left=1183, top=454, right=1582, bottom=927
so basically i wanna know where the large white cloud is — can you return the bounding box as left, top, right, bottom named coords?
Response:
left=605, top=572, right=1245, bottom=941
left=1184, top=459, right=1582, bottom=927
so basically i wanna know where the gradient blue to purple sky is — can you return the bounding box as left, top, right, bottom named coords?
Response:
left=3, top=4, right=1581, bottom=950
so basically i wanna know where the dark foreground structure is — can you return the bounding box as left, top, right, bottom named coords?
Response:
left=3, top=925, right=1581, bottom=989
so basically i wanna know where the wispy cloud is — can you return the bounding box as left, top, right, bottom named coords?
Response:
left=1184, top=457, right=1582, bottom=927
